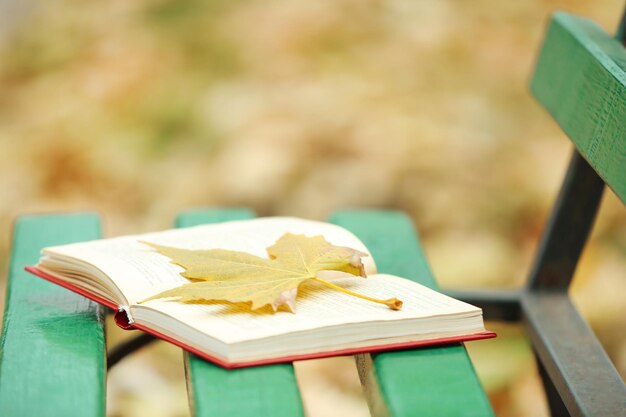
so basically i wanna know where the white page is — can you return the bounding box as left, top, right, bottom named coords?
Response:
left=137, top=274, right=482, bottom=344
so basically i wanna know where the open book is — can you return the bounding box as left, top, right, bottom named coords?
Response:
left=27, top=217, right=494, bottom=368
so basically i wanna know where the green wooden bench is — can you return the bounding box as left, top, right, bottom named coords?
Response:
left=1, top=10, right=625, bottom=417
left=0, top=209, right=493, bottom=417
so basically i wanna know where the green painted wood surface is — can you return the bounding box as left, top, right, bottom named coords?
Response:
left=531, top=12, right=626, bottom=203
left=175, top=208, right=305, bottom=417
left=0, top=213, right=106, bottom=417
left=330, top=210, right=494, bottom=417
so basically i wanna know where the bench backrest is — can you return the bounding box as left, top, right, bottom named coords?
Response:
left=531, top=12, right=626, bottom=203
left=522, top=11, right=626, bottom=417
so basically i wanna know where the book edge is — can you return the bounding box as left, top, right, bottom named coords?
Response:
left=26, top=265, right=119, bottom=310
left=133, top=321, right=495, bottom=369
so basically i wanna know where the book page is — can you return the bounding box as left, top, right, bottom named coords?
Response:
left=40, top=217, right=376, bottom=304
left=135, top=274, right=482, bottom=345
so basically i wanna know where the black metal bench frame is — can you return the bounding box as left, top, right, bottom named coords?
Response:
left=448, top=151, right=624, bottom=417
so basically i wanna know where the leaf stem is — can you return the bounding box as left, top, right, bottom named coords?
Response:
left=312, top=277, right=403, bottom=310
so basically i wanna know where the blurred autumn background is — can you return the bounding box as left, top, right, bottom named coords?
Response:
left=0, top=0, right=625, bottom=416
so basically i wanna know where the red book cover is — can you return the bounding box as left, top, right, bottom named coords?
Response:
left=25, top=265, right=496, bottom=369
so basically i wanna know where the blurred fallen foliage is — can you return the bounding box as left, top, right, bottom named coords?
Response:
left=0, top=1, right=624, bottom=416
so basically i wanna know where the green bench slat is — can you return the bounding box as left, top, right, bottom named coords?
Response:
left=531, top=12, right=626, bottom=203
left=329, top=210, right=494, bottom=417
left=0, top=213, right=106, bottom=417
left=175, top=208, right=305, bottom=417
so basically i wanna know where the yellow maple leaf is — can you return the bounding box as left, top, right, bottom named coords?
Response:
left=140, top=233, right=402, bottom=312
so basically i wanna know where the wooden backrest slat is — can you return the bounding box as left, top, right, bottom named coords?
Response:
left=531, top=12, right=626, bottom=203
